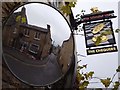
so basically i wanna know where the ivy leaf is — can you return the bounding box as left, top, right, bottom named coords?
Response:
left=88, top=71, right=94, bottom=78
left=77, top=66, right=84, bottom=70
left=79, top=85, right=85, bottom=89
left=83, top=64, right=87, bottom=68
left=69, top=2, right=76, bottom=7
left=100, top=78, right=111, bottom=88
left=76, top=14, right=81, bottom=17
left=76, top=71, right=84, bottom=81
left=60, top=1, right=77, bottom=16
left=115, top=29, right=120, bottom=33
left=21, top=17, right=26, bottom=23
left=82, top=81, right=89, bottom=87
left=116, top=66, right=120, bottom=72
left=113, top=81, right=120, bottom=90
left=84, top=73, right=88, bottom=80
left=81, top=10, right=85, bottom=12
left=60, top=5, right=71, bottom=16
left=16, top=15, right=21, bottom=22
left=84, top=71, right=94, bottom=80
left=77, top=64, right=87, bottom=70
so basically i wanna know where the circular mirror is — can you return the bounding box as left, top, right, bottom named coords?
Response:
left=2, top=2, right=74, bottom=86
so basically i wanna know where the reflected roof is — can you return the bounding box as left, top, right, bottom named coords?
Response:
left=20, top=24, right=49, bottom=33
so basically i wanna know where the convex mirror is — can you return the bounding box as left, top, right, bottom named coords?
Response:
left=3, top=2, right=74, bottom=86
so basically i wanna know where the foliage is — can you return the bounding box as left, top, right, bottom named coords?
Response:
left=113, top=81, right=120, bottom=90
left=116, top=66, right=120, bottom=72
left=16, top=15, right=26, bottom=23
left=115, top=29, right=120, bottom=33
left=60, top=0, right=77, bottom=16
left=76, top=65, right=120, bottom=89
left=100, top=78, right=111, bottom=88
left=21, top=17, right=26, bottom=23
left=76, top=64, right=94, bottom=89
left=16, top=15, right=21, bottom=22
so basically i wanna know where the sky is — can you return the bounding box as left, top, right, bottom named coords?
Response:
left=15, top=3, right=71, bottom=46
left=72, top=0, right=119, bottom=88
left=14, top=1, right=120, bottom=88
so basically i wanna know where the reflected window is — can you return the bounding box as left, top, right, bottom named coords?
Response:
left=34, top=32, right=40, bottom=40
left=24, top=29, right=30, bottom=37
left=29, top=43, right=39, bottom=54
left=22, top=42, right=28, bottom=49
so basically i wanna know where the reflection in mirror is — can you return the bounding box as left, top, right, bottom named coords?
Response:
left=2, top=3, right=74, bottom=86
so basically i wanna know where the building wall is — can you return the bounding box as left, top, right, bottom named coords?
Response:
left=3, top=6, right=52, bottom=59
left=20, top=25, right=52, bottom=59
left=41, top=28, right=52, bottom=59
left=58, top=34, right=73, bottom=74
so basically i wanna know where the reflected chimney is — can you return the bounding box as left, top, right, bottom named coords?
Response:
left=47, top=24, right=50, bottom=30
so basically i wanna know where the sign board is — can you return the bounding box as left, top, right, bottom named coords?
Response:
left=79, top=10, right=118, bottom=55
left=83, top=20, right=116, bottom=48
left=77, top=10, right=117, bottom=24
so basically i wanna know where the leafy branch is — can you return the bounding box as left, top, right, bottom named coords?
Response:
left=76, top=64, right=94, bottom=89
left=60, top=0, right=77, bottom=16
left=100, top=66, right=120, bottom=89
left=76, top=65, right=120, bottom=89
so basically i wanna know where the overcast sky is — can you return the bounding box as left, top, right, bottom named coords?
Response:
left=72, top=0, right=119, bottom=88
left=15, top=3, right=71, bottom=46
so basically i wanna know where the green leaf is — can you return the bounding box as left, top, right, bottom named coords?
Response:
left=84, top=71, right=94, bottom=80
left=82, top=81, right=89, bottom=87
left=116, top=66, right=120, bottom=72
left=76, top=71, right=84, bottom=81
left=21, top=17, right=26, bottom=23
left=113, top=81, right=120, bottom=90
left=69, top=2, right=75, bottom=7
left=16, top=15, right=21, bottom=22
left=115, top=29, right=120, bottom=33
left=60, top=1, right=77, bottom=16
left=79, top=85, right=85, bottom=90
left=100, top=78, right=111, bottom=88
left=81, top=10, right=85, bottom=12
left=76, top=14, right=80, bottom=17
left=84, top=73, right=88, bottom=80
left=61, top=5, right=71, bottom=16
left=83, top=64, right=87, bottom=68
left=77, top=66, right=84, bottom=70
left=88, top=71, right=94, bottom=78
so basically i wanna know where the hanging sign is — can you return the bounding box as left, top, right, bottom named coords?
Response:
left=79, top=8, right=118, bottom=55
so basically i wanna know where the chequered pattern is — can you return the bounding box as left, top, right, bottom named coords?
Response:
left=84, top=21, right=115, bottom=47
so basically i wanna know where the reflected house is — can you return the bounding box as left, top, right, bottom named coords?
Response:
left=58, top=34, right=73, bottom=74
left=19, top=24, right=52, bottom=59
left=3, top=7, right=27, bottom=47
left=3, top=6, right=52, bottom=59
